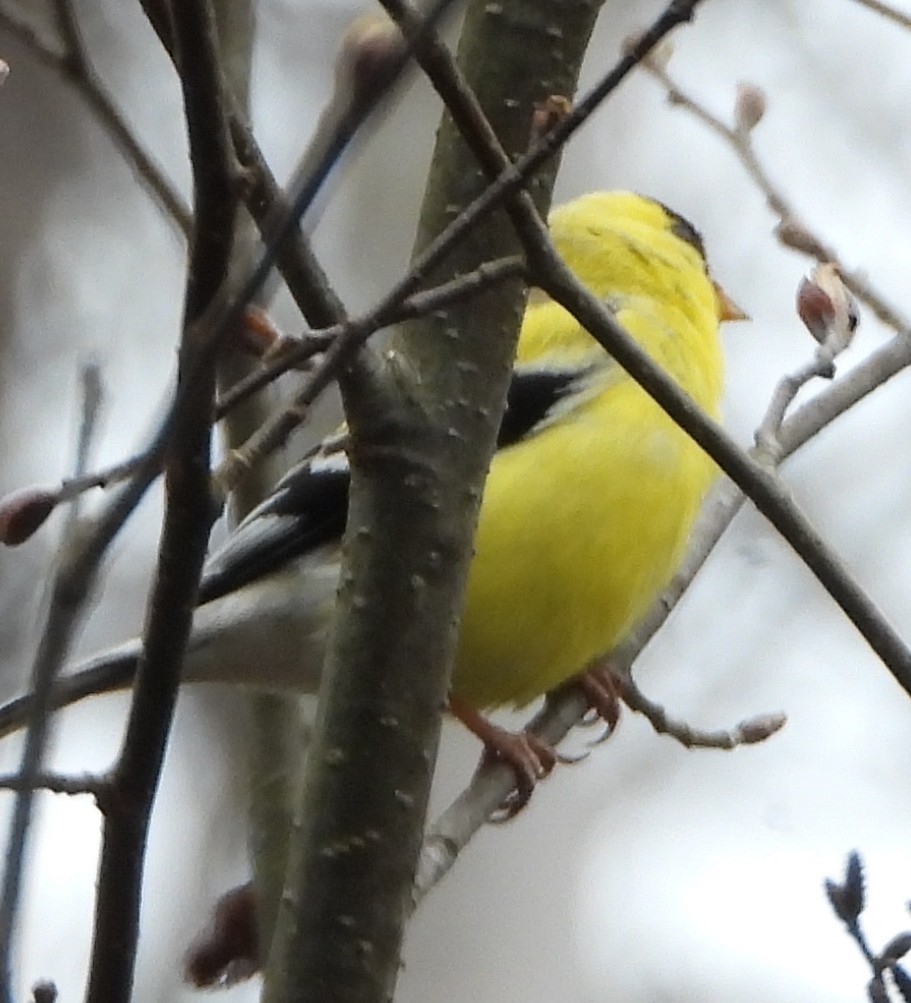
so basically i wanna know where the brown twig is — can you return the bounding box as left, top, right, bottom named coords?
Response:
left=219, top=0, right=703, bottom=487
left=0, top=406, right=164, bottom=995
left=617, top=675, right=786, bottom=749
left=849, top=0, right=911, bottom=29
left=643, top=57, right=909, bottom=333
left=0, top=771, right=103, bottom=798
left=214, top=256, right=524, bottom=428
left=84, top=2, right=235, bottom=1000
left=0, top=2, right=192, bottom=235
left=0, top=362, right=106, bottom=993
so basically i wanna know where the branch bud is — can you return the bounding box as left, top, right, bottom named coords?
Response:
left=335, top=13, right=405, bottom=110
left=737, top=712, right=787, bottom=743
left=531, top=95, right=572, bottom=144
left=825, top=851, right=865, bottom=924
left=31, top=982, right=57, bottom=1003
left=735, top=83, right=766, bottom=133
left=796, top=262, right=859, bottom=353
left=880, top=932, right=911, bottom=968
left=0, top=486, right=58, bottom=546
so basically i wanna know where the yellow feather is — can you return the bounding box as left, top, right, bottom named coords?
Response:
left=450, top=191, right=729, bottom=709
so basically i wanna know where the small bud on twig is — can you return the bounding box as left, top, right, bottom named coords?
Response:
left=31, top=981, right=57, bottom=1003
left=734, top=83, right=766, bottom=133
left=797, top=262, right=859, bottom=353
left=0, top=487, right=58, bottom=546
left=825, top=850, right=865, bottom=925
left=737, top=712, right=787, bottom=744
left=335, top=13, right=406, bottom=110
left=531, top=95, right=572, bottom=143
left=880, top=932, right=911, bottom=968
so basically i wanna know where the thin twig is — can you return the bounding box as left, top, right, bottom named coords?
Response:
left=0, top=364, right=104, bottom=985
left=0, top=374, right=152, bottom=996
left=849, top=0, right=911, bottom=29
left=643, top=57, right=909, bottom=333
left=617, top=675, right=786, bottom=749
left=70, top=364, right=104, bottom=508
left=0, top=771, right=103, bottom=798
left=214, top=256, right=524, bottom=424
left=0, top=2, right=191, bottom=235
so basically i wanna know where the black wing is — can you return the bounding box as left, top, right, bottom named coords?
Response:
left=198, top=454, right=350, bottom=605
left=198, top=363, right=592, bottom=605
left=497, top=367, right=592, bottom=449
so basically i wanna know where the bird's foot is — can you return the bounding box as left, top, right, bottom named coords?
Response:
left=572, top=662, right=623, bottom=744
left=449, top=695, right=558, bottom=818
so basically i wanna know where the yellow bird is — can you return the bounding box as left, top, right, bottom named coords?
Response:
left=0, top=192, right=737, bottom=755
left=454, top=191, right=730, bottom=709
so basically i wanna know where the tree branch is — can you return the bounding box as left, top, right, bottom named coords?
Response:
left=85, top=2, right=235, bottom=998
left=0, top=2, right=192, bottom=235
left=260, top=0, right=609, bottom=995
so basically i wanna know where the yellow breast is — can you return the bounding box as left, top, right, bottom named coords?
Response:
left=449, top=191, right=727, bottom=709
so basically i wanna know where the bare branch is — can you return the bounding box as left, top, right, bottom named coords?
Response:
left=617, top=675, right=787, bottom=749
left=414, top=684, right=785, bottom=901
left=849, top=0, right=911, bottom=29
left=643, top=56, right=909, bottom=333
left=0, top=2, right=192, bottom=235
left=530, top=241, right=911, bottom=697
left=0, top=363, right=107, bottom=992
left=215, top=256, right=525, bottom=423
left=85, top=1, right=235, bottom=998
left=0, top=771, right=103, bottom=798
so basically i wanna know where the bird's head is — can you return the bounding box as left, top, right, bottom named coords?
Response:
left=546, top=190, right=745, bottom=327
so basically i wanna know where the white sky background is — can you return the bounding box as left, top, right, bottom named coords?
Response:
left=1, top=0, right=910, bottom=1000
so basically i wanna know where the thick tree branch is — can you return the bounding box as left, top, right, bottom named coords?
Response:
left=261, top=0, right=608, bottom=997
left=415, top=271, right=911, bottom=896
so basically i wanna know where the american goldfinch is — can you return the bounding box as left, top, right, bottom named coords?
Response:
left=0, top=191, right=737, bottom=739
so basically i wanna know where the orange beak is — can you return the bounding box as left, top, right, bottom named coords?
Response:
left=713, top=281, right=749, bottom=322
